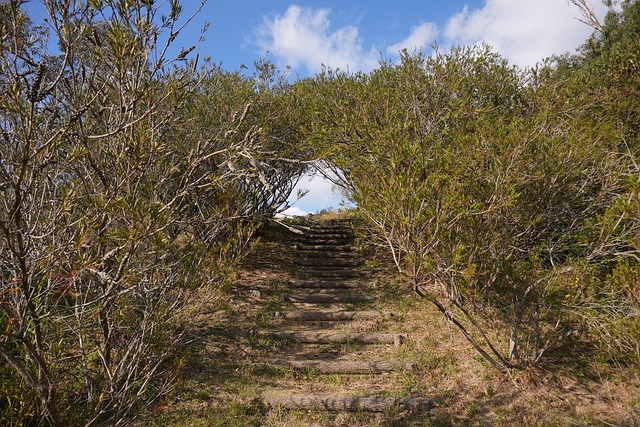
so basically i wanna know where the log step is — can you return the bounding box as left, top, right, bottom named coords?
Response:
left=268, top=331, right=406, bottom=346
left=299, top=233, right=354, bottom=240
left=300, top=270, right=362, bottom=278
left=308, top=225, right=354, bottom=232
left=285, top=294, right=372, bottom=304
left=289, top=280, right=360, bottom=289
left=296, top=245, right=356, bottom=251
left=309, top=225, right=354, bottom=231
left=276, top=359, right=413, bottom=374
left=305, top=231, right=353, bottom=237
left=297, top=238, right=354, bottom=246
left=295, top=251, right=356, bottom=259
left=294, top=259, right=361, bottom=267
left=283, top=310, right=381, bottom=321
left=263, top=394, right=434, bottom=412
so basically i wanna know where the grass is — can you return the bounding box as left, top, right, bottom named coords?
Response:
left=134, top=217, right=640, bottom=427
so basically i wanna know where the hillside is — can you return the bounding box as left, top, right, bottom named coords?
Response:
left=137, top=215, right=640, bottom=426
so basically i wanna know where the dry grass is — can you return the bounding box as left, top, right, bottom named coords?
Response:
left=135, top=218, right=640, bottom=427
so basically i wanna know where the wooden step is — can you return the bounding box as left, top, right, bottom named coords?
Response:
left=296, top=245, right=356, bottom=251
left=296, top=234, right=355, bottom=245
left=268, top=331, right=406, bottom=346
left=309, top=224, right=353, bottom=230
left=295, top=251, right=358, bottom=259
left=306, top=231, right=353, bottom=237
left=294, top=258, right=361, bottom=267
left=300, top=270, right=362, bottom=278
left=283, top=310, right=381, bottom=321
left=289, top=280, right=361, bottom=289
left=285, top=294, right=372, bottom=304
left=263, top=394, right=434, bottom=412
left=297, top=238, right=354, bottom=246
left=275, top=359, right=413, bottom=374
left=308, top=224, right=354, bottom=232
left=298, top=232, right=355, bottom=241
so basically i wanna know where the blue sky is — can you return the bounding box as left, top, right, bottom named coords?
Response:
left=24, top=0, right=610, bottom=215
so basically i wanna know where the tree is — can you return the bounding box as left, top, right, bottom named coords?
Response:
left=1, top=0, right=309, bottom=422
left=297, top=41, right=637, bottom=371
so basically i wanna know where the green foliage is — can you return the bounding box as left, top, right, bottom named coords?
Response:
left=563, top=0, right=640, bottom=364
left=572, top=260, right=640, bottom=364
left=0, top=1, right=305, bottom=426
left=296, top=9, right=639, bottom=369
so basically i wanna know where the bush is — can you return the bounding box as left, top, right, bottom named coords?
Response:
left=297, top=40, right=638, bottom=370
left=0, top=1, right=305, bottom=425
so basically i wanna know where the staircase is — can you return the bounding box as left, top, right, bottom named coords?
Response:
left=260, top=218, right=433, bottom=414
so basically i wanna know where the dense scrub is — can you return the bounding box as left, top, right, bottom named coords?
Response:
left=0, top=1, right=305, bottom=425
left=294, top=1, right=639, bottom=371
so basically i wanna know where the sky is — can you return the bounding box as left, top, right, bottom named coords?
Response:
left=24, top=0, right=611, bottom=216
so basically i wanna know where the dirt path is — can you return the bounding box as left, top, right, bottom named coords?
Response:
left=258, top=219, right=433, bottom=415
left=139, top=217, right=438, bottom=426
left=138, top=217, right=640, bottom=427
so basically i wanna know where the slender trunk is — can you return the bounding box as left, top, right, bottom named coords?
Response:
left=99, top=308, right=112, bottom=369
left=42, top=385, right=65, bottom=427
left=414, top=285, right=511, bottom=373
left=509, top=301, right=523, bottom=361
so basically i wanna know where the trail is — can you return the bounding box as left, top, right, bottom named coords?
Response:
left=254, top=218, right=433, bottom=415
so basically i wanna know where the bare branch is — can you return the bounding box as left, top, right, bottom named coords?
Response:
left=569, top=0, right=604, bottom=31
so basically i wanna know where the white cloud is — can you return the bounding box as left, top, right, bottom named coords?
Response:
left=256, top=5, right=378, bottom=74
left=443, top=0, right=610, bottom=68
left=288, top=170, right=349, bottom=213
left=277, top=206, right=308, bottom=217
left=256, top=2, right=609, bottom=74
left=386, top=22, right=438, bottom=56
